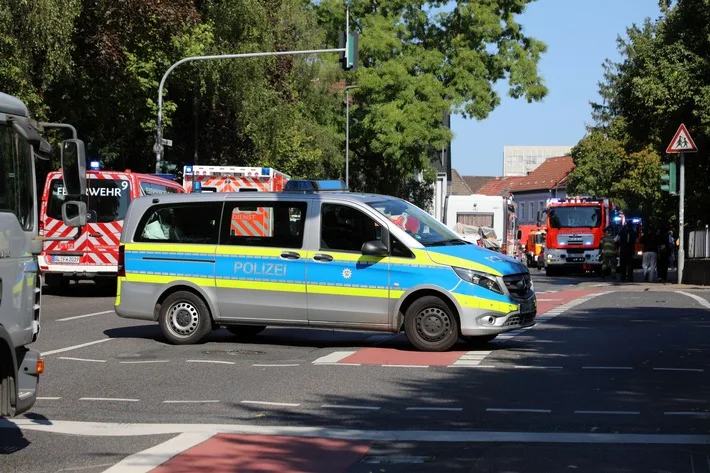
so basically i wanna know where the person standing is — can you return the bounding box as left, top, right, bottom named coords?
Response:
left=618, top=221, right=637, bottom=282
left=600, top=226, right=618, bottom=279
left=640, top=225, right=659, bottom=282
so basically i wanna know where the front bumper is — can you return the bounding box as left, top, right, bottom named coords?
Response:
left=544, top=248, right=601, bottom=267
left=38, top=257, right=117, bottom=278
left=459, top=298, right=537, bottom=336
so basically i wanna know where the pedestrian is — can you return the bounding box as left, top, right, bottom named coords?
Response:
left=618, top=221, right=636, bottom=282
left=599, top=226, right=618, bottom=279
left=657, top=227, right=669, bottom=282
left=640, top=224, right=659, bottom=282
left=667, top=230, right=676, bottom=269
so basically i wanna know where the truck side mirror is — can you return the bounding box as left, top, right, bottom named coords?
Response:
left=62, top=201, right=87, bottom=227
left=61, top=139, right=87, bottom=196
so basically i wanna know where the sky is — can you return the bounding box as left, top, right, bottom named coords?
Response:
left=450, top=0, right=664, bottom=177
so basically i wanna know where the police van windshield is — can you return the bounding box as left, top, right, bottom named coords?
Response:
left=47, top=178, right=131, bottom=223
left=367, top=198, right=466, bottom=246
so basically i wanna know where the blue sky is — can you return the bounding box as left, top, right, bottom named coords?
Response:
left=451, top=0, right=663, bottom=177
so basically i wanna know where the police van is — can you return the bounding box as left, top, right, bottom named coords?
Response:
left=114, top=180, right=536, bottom=352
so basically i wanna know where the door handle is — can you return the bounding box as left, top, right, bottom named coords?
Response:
left=89, top=233, right=103, bottom=238
left=280, top=251, right=301, bottom=260
left=313, top=254, right=333, bottom=262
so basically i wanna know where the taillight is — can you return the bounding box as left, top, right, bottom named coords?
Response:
left=117, top=244, right=125, bottom=277
left=39, top=219, right=44, bottom=236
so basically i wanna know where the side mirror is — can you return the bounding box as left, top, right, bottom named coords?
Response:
left=361, top=240, right=388, bottom=257
left=61, top=139, right=87, bottom=196
left=62, top=201, right=87, bottom=227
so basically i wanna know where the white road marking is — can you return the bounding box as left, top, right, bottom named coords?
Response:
left=240, top=401, right=301, bottom=407
left=58, top=357, right=106, bottom=363
left=186, top=359, right=235, bottom=365
left=119, top=360, right=170, bottom=364
left=312, top=351, right=356, bottom=364
left=164, top=400, right=220, bottom=404
left=37, top=397, right=61, bottom=400
left=654, top=367, right=704, bottom=372
left=382, top=364, right=429, bottom=368
left=676, top=291, right=710, bottom=309
left=42, top=338, right=112, bottom=356
left=321, top=404, right=381, bottom=410
left=513, top=365, right=563, bottom=370
left=582, top=366, right=633, bottom=370
left=79, top=397, right=140, bottom=402
left=252, top=364, right=300, bottom=367
left=487, top=408, right=551, bottom=413
left=102, top=432, right=214, bottom=473
left=406, top=407, right=463, bottom=412
left=447, top=365, right=497, bottom=369
left=8, top=419, right=710, bottom=444
left=314, top=362, right=361, bottom=366
left=57, top=310, right=114, bottom=322
left=574, top=410, right=640, bottom=415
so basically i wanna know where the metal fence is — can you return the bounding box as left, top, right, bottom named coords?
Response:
left=688, top=226, right=710, bottom=259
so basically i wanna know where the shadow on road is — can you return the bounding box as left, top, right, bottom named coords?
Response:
left=0, top=413, right=51, bottom=454
left=43, top=280, right=116, bottom=298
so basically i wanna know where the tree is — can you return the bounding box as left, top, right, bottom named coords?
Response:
left=571, top=0, right=710, bottom=227
left=314, top=0, right=547, bottom=206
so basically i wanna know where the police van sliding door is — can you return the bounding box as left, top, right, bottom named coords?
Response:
left=306, top=202, right=390, bottom=328
left=215, top=199, right=308, bottom=324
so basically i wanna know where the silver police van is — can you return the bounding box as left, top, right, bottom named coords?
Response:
left=114, top=180, right=536, bottom=351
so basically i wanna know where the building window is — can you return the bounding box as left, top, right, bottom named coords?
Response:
left=529, top=203, right=534, bottom=222
left=520, top=203, right=525, bottom=222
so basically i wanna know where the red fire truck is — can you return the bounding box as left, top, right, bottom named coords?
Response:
left=182, top=165, right=290, bottom=237
left=39, top=162, right=185, bottom=288
left=541, top=196, right=615, bottom=276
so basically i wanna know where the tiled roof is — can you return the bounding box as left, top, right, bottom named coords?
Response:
left=511, top=156, right=575, bottom=193
left=476, top=176, right=526, bottom=196
left=462, top=175, right=496, bottom=193
left=450, top=169, right=473, bottom=195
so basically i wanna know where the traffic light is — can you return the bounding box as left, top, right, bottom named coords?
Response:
left=339, top=31, right=358, bottom=71
left=660, top=160, right=678, bottom=194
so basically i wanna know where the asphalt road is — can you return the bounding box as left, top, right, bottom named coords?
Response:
left=2, top=273, right=710, bottom=472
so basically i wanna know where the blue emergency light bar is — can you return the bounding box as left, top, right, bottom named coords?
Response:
left=184, top=165, right=193, bottom=174
left=89, top=160, right=101, bottom=170
left=282, top=180, right=349, bottom=193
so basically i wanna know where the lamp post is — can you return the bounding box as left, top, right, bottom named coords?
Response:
left=344, top=84, right=358, bottom=188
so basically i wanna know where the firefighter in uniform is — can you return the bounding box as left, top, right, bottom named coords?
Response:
left=600, top=226, right=618, bottom=278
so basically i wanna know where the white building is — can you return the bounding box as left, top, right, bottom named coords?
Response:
left=503, top=146, right=573, bottom=177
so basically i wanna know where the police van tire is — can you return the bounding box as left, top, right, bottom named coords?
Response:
left=404, top=296, right=459, bottom=352
left=159, top=291, right=213, bottom=345
left=225, top=325, right=266, bottom=338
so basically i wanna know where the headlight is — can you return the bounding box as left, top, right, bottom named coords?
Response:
left=453, top=267, right=503, bottom=294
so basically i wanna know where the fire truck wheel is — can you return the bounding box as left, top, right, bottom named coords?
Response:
left=225, top=325, right=266, bottom=338
left=159, top=291, right=213, bottom=345
left=404, top=296, right=459, bottom=352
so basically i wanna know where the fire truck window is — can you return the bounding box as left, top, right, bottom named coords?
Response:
left=222, top=201, right=306, bottom=249
left=320, top=203, right=381, bottom=252
left=135, top=203, right=221, bottom=244
left=47, top=178, right=131, bottom=223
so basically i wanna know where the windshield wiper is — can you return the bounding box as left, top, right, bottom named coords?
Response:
left=426, top=238, right=468, bottom=247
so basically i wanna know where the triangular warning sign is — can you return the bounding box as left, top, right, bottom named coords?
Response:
left=666, top=123, right=698, bottom=153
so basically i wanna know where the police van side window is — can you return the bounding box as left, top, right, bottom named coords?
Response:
left=135, top=203, right=222, bottom=244
left=221, top=201, right=307, bottom=249
left=320, top=203, right=383, bottom=253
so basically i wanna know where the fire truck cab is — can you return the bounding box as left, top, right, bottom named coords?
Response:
left=39, top=161, right=185, bottom=288
left=541, top=196, right=613, bottom=276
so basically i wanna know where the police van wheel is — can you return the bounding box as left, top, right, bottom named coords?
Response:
left=159, top=291, right=212, bottom=345
left=404, top=296, right=459, bottom=352
left=225, top=325, right=266, bottom=338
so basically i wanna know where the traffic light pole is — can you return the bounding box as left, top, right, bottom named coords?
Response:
left=678, top=151, right=685, bottom=284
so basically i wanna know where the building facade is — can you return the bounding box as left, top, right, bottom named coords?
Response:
left=503, top=146, right=573, bottom=177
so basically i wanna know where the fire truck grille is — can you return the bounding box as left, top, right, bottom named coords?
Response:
left=503, top=273, right=533, bottom=300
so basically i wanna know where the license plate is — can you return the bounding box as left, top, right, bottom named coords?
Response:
left=52, top=255, right=80, bottom=264
left=568, top=257, right=585, bottom=262
left=519, top=301, right=536, bottom=314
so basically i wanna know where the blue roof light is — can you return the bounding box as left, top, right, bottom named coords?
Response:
left=184, top=165, right=193, bottom=174
left=262, top=167, right=271, bottom=176
left=89, top=160, right=101, bottom=170
left=282, top=179, right=349, bottom=193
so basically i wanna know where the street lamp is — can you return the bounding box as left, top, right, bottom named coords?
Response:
left=344, top=84, right=358, bottom=188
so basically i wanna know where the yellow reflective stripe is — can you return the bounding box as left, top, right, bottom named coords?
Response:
left=125, top=243, right=215, bottom=254
left=453, top=293, right=518, bottom=313
left=115, top=277, right=123, bottom=305
left=413, top=249, right=500, bottom=276
left=218, top=279, right=306, bottom=293
left=124, top=273, right=216, bottom=287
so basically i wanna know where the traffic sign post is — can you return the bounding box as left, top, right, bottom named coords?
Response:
left=666, top=123, right=698, bottom=285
